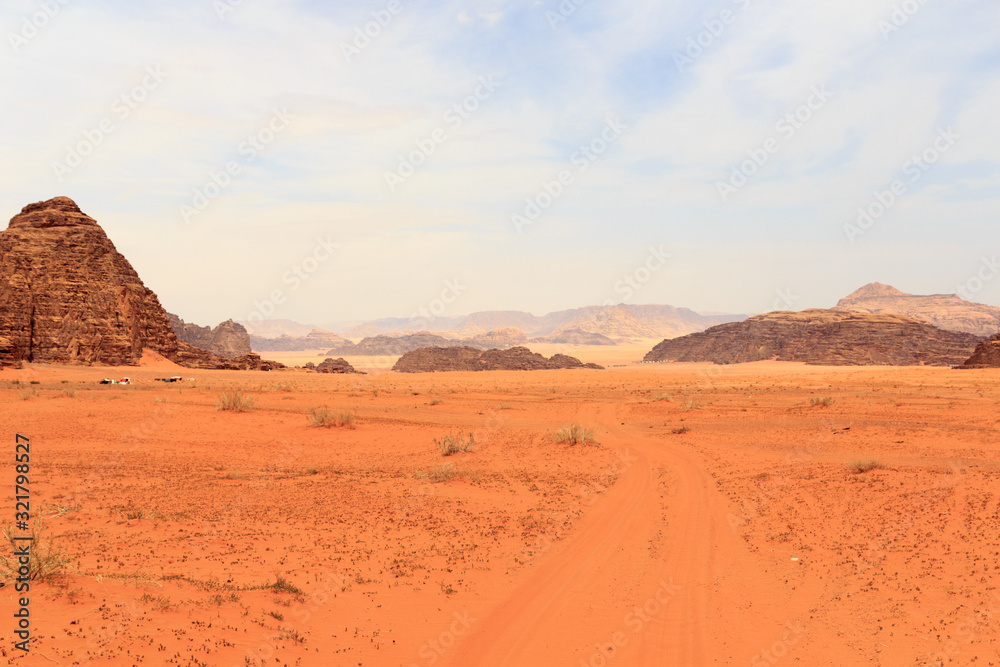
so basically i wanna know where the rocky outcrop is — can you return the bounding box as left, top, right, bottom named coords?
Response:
left=392, top=346, right=603, bottom=372
left=835, top=282, right=1000, bottom=338
left=958, top=334, right=1000, bottom=368
left=315, top=357, right=362, bottom=374
left=530, top=329, right=616, bottom=346
left=168, top=314, right=251, bottom=359
left=0, top=197, right=278, bottom=370
left=643, top=309, right=980, bottom=366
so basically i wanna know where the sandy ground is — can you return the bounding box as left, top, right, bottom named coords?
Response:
left=1, top=359, right=999, bottom=666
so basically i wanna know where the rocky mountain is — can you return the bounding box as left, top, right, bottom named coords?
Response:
left=835, top=282, right=1000, bottom=338
left=250, top=330, right=348, bottom=352
left=392, top=346, right=604, bottom=372
left=169, top=314, right=251, bottom=359
left=643, top=309, right=980, bottom=366
left=958, top=333, right=1000, bottom=368
left=530, top=329, right=616, bottom=346
left=0, top=196, right=277, bottom=370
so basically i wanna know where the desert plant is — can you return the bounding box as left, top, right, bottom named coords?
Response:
left=61, top=387, right=77, bottom=398
left=847, top=458, right=883, bottom=474
left=809, top=397, right=835, bottom=407
left=653, top=393, right=672, bottom=402
left=672, top=426, right=691, bottom=435
left=309, top=406, right=356, bottom=428
left=429, top=397, right=443, bottom=406
left=270, top=574, right=303, bottom=595
left=216, top=391, right=254, bottom=412
left=435, top=433, right=476, bottom=456
left=0, top=521, right=70, bottom=582
left=428, top=462, right=457, bottom=483
left=554, top=424, right=597, bottom=446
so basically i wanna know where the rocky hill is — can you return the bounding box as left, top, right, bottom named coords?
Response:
left=169, top=314, right=251, bottom=359
left=957, top=334, right=1000, bottom=368
left=393, top=346, right=603, bottom=372
left=0, top=197, right=277, bottom=370
left=643, top=309, right=980, bottom=366
left=835, top=282, right=1000, bottom=338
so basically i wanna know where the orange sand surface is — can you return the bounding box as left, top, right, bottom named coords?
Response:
left=2, top=361, right=999, bottom=666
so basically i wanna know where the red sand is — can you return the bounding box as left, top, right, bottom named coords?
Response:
left=1, top=361, right=999, bottom=665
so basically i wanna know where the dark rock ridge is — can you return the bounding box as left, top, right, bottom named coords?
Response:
left=392, top=346, right=603, bottom=373
left=643, top=309, right=980, bottom=366
left=835, top=282, right=1000, bottom=338
left=958, top=333, right=1000, bottom=368
left=0, top=196, right=277, bottom=370
left=169, top=314, right=251, bottom=359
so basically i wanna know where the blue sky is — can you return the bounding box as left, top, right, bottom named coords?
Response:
left=1, top=0, right=998, bottom=326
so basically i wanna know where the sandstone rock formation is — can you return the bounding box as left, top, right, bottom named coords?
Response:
left=392, top=346, right=603, bottom=372
left=835, top=283, right=1000, bottom=338
left=315, top=357, right=362, bottom=374
left=958, top=334, right=1000, bottom=368
left=643, top=309, right=980, bottom=366
left=0, top=197, right=277, bottom=370
left=169, top=314, right=251, bottom=359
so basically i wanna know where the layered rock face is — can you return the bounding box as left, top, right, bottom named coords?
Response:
left=392, top=346, right=603, bottom=372
left=0, top=197, right=189, bottom=366
left=643, top=309, right=980, bottom=366
left=314, top=357, right=362, bottom=374
left=835, top=283, right=1000, bottom=338
left=168, top=314, right=251, bottom=359
left=0, top=197, right=277, bottom=370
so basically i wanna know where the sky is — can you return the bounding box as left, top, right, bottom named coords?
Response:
left=1, top=0, right=998, bottom=327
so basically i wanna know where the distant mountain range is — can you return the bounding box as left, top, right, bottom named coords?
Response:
left=240, top=304, right=745, bottom=351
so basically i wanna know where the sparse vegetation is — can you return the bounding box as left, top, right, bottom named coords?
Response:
left=672, top=426, right=691, bottom=435
left=810, top=397, right=835, bottom=407
left=17, top=388, right=37, bottom=400
left=435, top=432, right=476, bottom=456
left=309, top=406, right=356, bottom=428
left=428, top=462, right=457, bottom=483
left=216, top=391, right=254, bottom=412
left=498, top=403, right=513, bottom=410
left=429, top=397, right=443, bottom=406
left=225, top=470, right=246, bottom=480
left=554, top=424, right=598, bottom=446
left=653, top=393, right=672, bottom=402
left=270, top=574, right=303, bottom=595
left=60, top=387, right=77, bottom=398
left=0, top=521, right=70, bottom=583
left=847, top=458, right=883, bottom=474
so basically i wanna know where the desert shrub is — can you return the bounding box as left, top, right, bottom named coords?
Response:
left=61, top=387, right=77, bottom=398
left=429, top=398, right=443, bottom=406
left=672, top=426, right=691, bottom=434
left=271, top=574, right=303, bottom=595
left=435, top=433, right=475, bottom=456
left=17, top=388, right=37, bottom=400
left=653, top=393, right=672, bottom=402
left=216, top=391, right=254, bottom=412
left=0, top=521, right=70, bottom=582
left=809, top=397, right=835, bottom=407
left=847, top=458, right=883, bottom=474
left=309, top=406, right=356, bottom=428
left=554, top=424, right=597, bottom=446
left=428, top=462, right=457, bottom=483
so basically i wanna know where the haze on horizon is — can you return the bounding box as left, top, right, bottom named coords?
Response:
left=1, top=0, right=998, bottom=326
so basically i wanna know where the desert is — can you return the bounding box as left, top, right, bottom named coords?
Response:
left=4, top=1, right=999, bottom=665
left=3, top=352, right=1000, bottom=665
